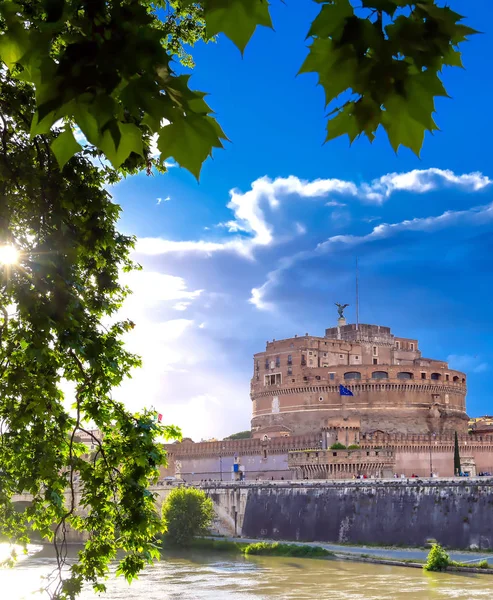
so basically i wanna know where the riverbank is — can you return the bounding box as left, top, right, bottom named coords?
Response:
left=192, top=536, right=493, bottom=574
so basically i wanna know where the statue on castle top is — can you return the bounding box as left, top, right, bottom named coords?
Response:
left=335, top=302, right=349, bottom=319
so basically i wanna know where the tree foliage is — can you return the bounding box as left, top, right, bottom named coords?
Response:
left=0, top=75, right=181, bottom=598
left=224, top=430, right=251, bottom=440
left=0, top=0, right=476, bottom=180
left=424, top=543, right=450, bottom=571
left=161, top=487, right=215, bottom=547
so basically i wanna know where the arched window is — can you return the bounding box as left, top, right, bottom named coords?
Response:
left=372, top=371, right=388, bottom=379
left=462, top=378, right=466, bottom=384
left=431, top=373, right=441, bottom=380
left=344, top=371, right=361, bottom=380
left=397, top=372, right=413, bottom=380
left=453, top=376, right=459, bottom=382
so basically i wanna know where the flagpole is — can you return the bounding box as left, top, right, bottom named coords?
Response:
left=356, top=257, right=359, bottom=331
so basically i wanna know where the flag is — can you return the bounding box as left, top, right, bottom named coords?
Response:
left=339, top=384, right=354, bottom=397
left=158, top=413, right=163, bottom=423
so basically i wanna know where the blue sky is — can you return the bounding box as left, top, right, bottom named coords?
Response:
left=112, top=0, right=493, bottom=439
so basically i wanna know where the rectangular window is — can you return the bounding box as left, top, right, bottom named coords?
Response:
left=329, top=373, right=335, bottom=380
left=265, top=358, right=269, bottom=369
left=275, top=356, right=280, bottom=367
left=410, top=343, right=415, bottom=351
left=256, top=360, right=259, bottom=370
left=287, top=354, right=292, bottom=365
left=309, top=351, right=313, bottom=355
left=445, top=374, right=449, bottom=381
left=421, top=372, right=426, bottom=380
left=396, top=341, right=400, bottom=349
left=373, top=346, right=378, bottom=356
left=373, top=358, right=378, bottom=365
left=287, top=367, right=292, bottom=375
left=301, top=355, right=306, bottom=366
left=264, top=373, right=282, bottom=386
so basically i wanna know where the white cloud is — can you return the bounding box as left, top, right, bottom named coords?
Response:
left=362, top=168, right=491, bottom=204
left=157, top=196, right=171, bottom=205
left=250, top=197, right=493, bottom=311
left=135, top=169, right=491, bottom=259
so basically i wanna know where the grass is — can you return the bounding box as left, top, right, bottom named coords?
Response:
left=243, top=542, right=334, bottom=558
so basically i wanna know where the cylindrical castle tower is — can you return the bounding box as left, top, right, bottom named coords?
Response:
left=250, top=321, right=468, bottom=438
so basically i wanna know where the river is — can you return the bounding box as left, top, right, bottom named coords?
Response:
left=1, top=544, right=493, bottom=599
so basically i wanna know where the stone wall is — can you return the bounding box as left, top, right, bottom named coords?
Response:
left=206, top=479, right=493, bottom=549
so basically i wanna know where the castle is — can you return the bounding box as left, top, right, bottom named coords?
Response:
left=162, top=313, right=493, bottom=482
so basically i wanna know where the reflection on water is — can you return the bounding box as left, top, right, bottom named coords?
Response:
left=1, top=544, right=493, bottom=599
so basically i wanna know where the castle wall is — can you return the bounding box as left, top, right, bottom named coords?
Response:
left=233, top=479, right=493, bottom=549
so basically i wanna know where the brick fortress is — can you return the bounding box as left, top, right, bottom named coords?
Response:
left=163, top=313, right=493, bottom=481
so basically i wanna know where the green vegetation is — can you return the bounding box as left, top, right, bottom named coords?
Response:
left=330, top=443, right=347, bottom=450
left=162, top=487, right=215, bottom=547
left=243, top=542, right=334, bottom=558
left=224, top=430, right=251, bottom=440
left=450, top=559, right=490, bottom=569
left=182, top=537, right=248, bottom=553
left=0, top=0, right=476, bottom=181
left=424, top=544, right=450, bottom=571
left=454, top=431, right=461, bottom=475
left=348, top=444, right=360, bottom=450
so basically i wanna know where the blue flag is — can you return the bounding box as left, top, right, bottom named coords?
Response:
left=339, top=384, right=354, bottom=397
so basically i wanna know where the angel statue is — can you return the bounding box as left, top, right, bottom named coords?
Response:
left=335, top=303, right=349, bottom=319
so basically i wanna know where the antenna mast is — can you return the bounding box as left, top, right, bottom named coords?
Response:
left=356, top=257, right=359, bottom=331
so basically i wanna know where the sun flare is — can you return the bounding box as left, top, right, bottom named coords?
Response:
left=0, top=245, right=19, bottom=265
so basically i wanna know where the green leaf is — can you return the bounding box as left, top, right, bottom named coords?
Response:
left=382, top=93, right=425, bottom=156
left=326, top=102, right=360, bottom=143
left=50, top=127, right=82, bottom=169
left=0, top=31, right=27, bottom=68
left=307, top=0, right=353, bottom=39
left=99, top=123, right=144, bottom=168
left=203, top=0, right=273, bottom=53
left=157, top=115, right=226, bottom=179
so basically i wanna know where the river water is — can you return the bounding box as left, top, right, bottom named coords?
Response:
left=1, top=544, right=493, bottom=599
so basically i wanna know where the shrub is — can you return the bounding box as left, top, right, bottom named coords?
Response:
left=243, top=542, right=333, bottom=558
left=424, top=544, right=450, bottom=571
left=348, top=444, right=360, bottom=449
left=162, top=487, right=215, bottom=547
left=330, top=442, right=347, bottom=450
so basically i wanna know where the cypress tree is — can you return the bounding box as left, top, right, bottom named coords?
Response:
left=454, top=431, right=461, bottom=475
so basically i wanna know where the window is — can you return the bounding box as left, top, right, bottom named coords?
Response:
left=333, top=452, right=337, bottom=457
left=372, top=371, right=388, bottom=379
left=354, top=356, right=359, bottom=360
left=264, top=373, right=282, bottom=386
left=372, top=346, right=378, bottom=356
left=319, top=396, right=324, bottom=402
left=329, top=373, right=335, bottom=380
left=431, top=373, right=441, bottom=381
left=309, top=351, right=313, bottom=355
left=256, top=360, right=259, bottom=370
left=292, top=378, right=295, bottom=383
left=287, top=367, right=292, bottom=375
left=263, top=449, right=267, bottom=459
left=287, top=354, right=292, bottom=365
left=445, top=374, right=449, bottom=381
left=462, top=378, right=466, bottom=384
left=421, top=372, right=427, bottom=380
left=265, top=358, right=269, bottom=369
left=315, top=375, right=321, bottom=380
left=276, top=356, right=280, bottom=367
left=303, top=376, right=308, bottom=381
left=373, top=358, right=378, bottom=365
left=309, top=359, right=313, bottom=366
left=410, top=343, right=415, bottom=351
left=344, top=371, right=361, bottom=380
left=339, top=354, right=344, bottom=359
left=453, top=375, right=459, bottom=382
left=397, top=372, right=413, bottom=380
left=323, top=352, right=327, bottom=357
left=396, top=341, right=400, bottom=349
left=301, top=355, right=306, bottom=366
